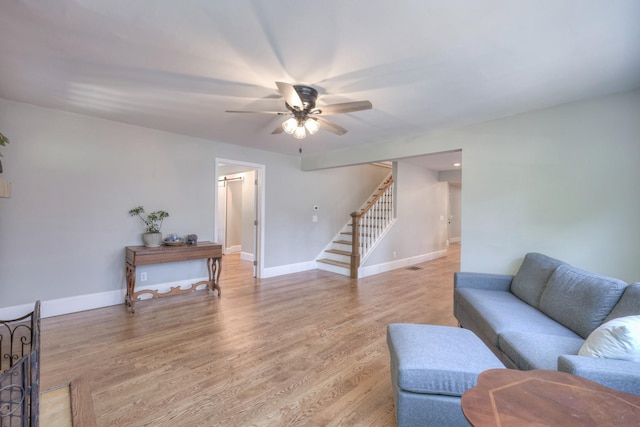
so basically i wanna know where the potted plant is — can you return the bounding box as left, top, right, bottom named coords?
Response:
left=129, top=206, right=169, bottom=247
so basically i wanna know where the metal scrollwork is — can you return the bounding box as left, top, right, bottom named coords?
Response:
left=1, top=317, right=33, bottom=374
left=0, top=384, right=25, bottom=418
left=0, top=301, right=40, bottom=427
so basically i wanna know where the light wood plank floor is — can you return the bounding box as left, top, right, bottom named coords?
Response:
left=41, top=244, right=460, bottom=426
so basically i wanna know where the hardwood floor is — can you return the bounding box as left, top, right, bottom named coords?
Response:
left=41, top=244, right=460, bottom=426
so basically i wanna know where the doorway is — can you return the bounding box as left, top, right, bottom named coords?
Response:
left=448, top=182, right=461, bottom=244
left=215, top=158, right=265, bottom=278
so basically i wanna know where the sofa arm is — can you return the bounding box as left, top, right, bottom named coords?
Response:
left=558, top=355, right=640, bottom=396
left=454, top=272, right=513, bottom=291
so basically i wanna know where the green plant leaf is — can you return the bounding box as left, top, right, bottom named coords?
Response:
left=129, top=206, right=169, bottom=233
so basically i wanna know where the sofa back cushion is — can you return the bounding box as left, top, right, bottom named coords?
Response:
left=511, top=253, right=566, bottom=307
left=605, top=283, right=640, bottom=322
left=539, top=265, right=627, bottom=338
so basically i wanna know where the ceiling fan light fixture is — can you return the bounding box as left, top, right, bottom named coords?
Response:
left=282, top=117, right=298, bottom=134
left=304, top=118, right=320, bottom=135
left=227, top=82, right=372, bottom=148
left=292, top=125, right=306, bottom=139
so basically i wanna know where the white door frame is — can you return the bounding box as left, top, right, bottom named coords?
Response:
left=214, top=158, right=265, bottom=278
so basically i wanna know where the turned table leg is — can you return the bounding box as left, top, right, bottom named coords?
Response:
left=207, top=257, right=221, bottom=296
left=126, top=263, right=136, bottom=313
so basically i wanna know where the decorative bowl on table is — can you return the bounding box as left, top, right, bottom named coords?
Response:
left=163, top=236, right=185, bottom=246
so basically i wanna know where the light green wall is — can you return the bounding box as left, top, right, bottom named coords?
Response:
left=0, top=99, right=387, bottom=308
left=2, top=89, right=639, bottom=310
left=460, top=90, right=640, bottom=280
left=303, top=89, right=640, bottom=282
left=363, top=160, right=448, bottom=266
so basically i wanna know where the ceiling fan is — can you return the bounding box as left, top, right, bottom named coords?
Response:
left=226, top=81, right=372, bottom=142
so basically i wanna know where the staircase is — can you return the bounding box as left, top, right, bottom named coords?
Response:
left=317, top=173, right=395, bottom=278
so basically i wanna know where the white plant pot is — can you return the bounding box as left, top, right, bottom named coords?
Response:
left=142, top=232, right=163, bottom=247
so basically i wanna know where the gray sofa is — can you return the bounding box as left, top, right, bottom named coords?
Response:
left=454, top=252, right=640, bottom=395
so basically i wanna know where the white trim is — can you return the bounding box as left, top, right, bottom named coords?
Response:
left=265, top=249, right=447, bottom=280
left=358, top=249, right=447, bottom=278
left=360, top=217, right=397, bottom=264
left=449, top=237, right=461, bottom=243
left=0, top=277, right=208, bottom=319
left=225, top=245, right=242, bottom=254
left=1, top=249, right=448, bottom=318
left=0, top=302, right=46, bottom=320
left=316, top=261, right=350, bottom=276
left=214, top=158, right=266, bottom=279
left=261, top=261, right=317, bottom=278
left=240, top=251, right=254, bottom=262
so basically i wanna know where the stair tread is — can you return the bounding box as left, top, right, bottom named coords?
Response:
left=341, top=231, right=377, bottom=237
left=325, top=249, right=351, bottom=256
left=317, top=258, right=350, bottom=268
left=333, top=240, right=364, bottom=246
left=333, top=239, right=352, bottom=245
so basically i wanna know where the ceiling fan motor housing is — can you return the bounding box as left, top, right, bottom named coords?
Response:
left=227, top=81, right=371, bottom=139
left=291, top=85, right=318, bottom=111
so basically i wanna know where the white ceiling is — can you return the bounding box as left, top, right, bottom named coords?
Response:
left=1, top=1, right=639, bottom=166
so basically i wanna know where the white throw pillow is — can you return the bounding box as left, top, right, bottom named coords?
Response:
left=579, top=315, right=640, bottom=361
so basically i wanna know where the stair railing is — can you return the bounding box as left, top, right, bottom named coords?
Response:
left=350, top=175, right=394, bottom=278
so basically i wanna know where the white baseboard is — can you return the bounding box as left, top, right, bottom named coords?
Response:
left=358, top=249, right=447, bottom=278
left=261, top=260, right=317, bottom=278
left=449, top=237, right=461, bottom=243
left=316, top=261, right=350, bottom=276
left=225, top=245, right=242, bottom=254
left=263, top=249, right=448, bottom=280
left=240, top=252, right=254, bottom=262
left=0, top=277, right=208, bottom=319
left=1, top=249, right=448, bottom=318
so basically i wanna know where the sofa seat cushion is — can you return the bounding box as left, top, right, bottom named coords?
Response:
left=387, top=324, right=504, bottom=396
left=455, top=288, right=580, bottom=346
left=539, top=265, right=628, bottom=339
left=499, top=331, right=585, bottom=370
left=510, top=253, right=566, bottom=308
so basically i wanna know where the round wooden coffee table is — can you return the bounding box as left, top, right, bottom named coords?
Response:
left=461, top=369, right=640, bottom=426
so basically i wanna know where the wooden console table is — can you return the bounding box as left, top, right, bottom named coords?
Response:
left=125, top=242, right=222, bottom=313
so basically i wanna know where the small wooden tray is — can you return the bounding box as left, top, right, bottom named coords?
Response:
left=163, top=239, right=185, bottom=246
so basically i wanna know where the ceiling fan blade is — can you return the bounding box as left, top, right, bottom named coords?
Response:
left=225, top=110, right=288, bottom=115
left=275, top=81, right=304, bottom=110
left=315, top=100, right=372, bottom=115
left=315, top=117, right=348, bottom=135
left=271, top=124, right=285, bottom=134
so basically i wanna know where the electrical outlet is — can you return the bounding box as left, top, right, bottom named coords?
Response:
left=393, top=251, right=397, bottom=258
left=140, top=272, right=147, bottom=282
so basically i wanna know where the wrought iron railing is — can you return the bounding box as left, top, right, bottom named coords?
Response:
left=0, top=301, right=40, bottom=427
